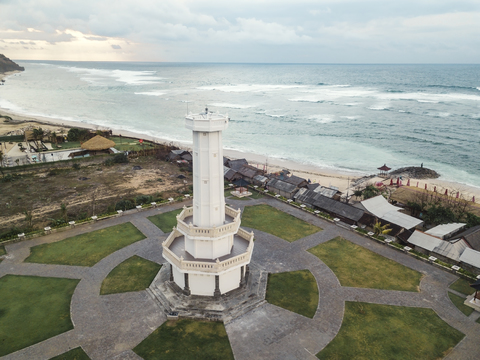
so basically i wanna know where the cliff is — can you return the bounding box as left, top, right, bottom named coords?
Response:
left=0, top=54, right=24, bottom=73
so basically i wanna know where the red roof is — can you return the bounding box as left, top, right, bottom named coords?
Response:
left=378, top=164, right=391, bottom=171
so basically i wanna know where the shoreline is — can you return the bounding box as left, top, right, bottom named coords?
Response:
left=1, top=103, right=480, bottom=200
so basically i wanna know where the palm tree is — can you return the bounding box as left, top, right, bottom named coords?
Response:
left=373, top=221, right=392, bottom=236
left=24, top=210, right=33, bottom=231
left=32, top=128, right=44, bottom=148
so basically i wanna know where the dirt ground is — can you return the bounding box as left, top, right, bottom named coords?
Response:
left=0, top=155, right=192, bottom=232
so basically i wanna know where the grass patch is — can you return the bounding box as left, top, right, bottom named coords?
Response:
left=26, top=222, right=145, bottom=267
left=266, top=270, right=319, bottom=318
left=308, top=237, right=422, bottom=292
left=49, top=347, right=90, bottom=360
left=148, top=209, right=183, bottom=233
left=0, top=245, right=6, bottom=256
left=318, top=302, right=464, bottom=360
left=111, top=137, right=155, bottom=151
left=448, top=292, right=474, bottom=316
left=53, top=141, right=81, bottom=150
left=241, top=204, right=321, bottom=242
left=100, top=256, right=162, bottom=295
left=0, top=275, right=80, bottom=357
left=133, top=319, right=234, bottom=360
left=449, top=278, right=475, bottom=296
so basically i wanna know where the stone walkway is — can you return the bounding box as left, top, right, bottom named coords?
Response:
left=1, top=197, right=479, bottom=359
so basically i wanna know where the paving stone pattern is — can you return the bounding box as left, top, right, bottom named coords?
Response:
left=0, top=198, right=479, bottom=359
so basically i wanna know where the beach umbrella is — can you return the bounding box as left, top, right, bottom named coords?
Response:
left=407, top=179, right=410, bottom=186
left=396, top=178, right=400, bottom=186
left=425, top=184, right=427, bottom=190
left=444, top=189, right=448, bottom=196
left=389, top=178, right=393, bottom=186
left=456, top=192, right=459, bottom=199
left=434, top=186, right=436, bottom=192
left=473, top=196, right=476, bottom=203
left=416, top=181, right=419, bottom=187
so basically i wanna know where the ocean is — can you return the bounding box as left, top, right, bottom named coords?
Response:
left=1, top=61, right=480, bottom=187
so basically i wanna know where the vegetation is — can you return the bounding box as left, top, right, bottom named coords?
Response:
left=148, top=209, right=183, bottom=233
left=49, top=347, right=90, bottom=360
left=266, top=270, right=319, bottom=318
left=318, top=302, right=464, bottom=360
left=372, top=221, right=392, bottom=236
left=449, top=278, right=475, bottom=295
left=0, top=245, right=6, bottom=256
left=133, top=319, right=234, bottom=360
left=100, top=256, right=162, bottom=295
left=354, top=185, right=380, bottom=200
left=309, top=237, right=422, bottom=291
left=447, top=292, right=474, bottom=316
left=67, top=128, right=90, bottom=142
left=241, top=204, right=321, bottom=242
left=25, top=222, right=145, bottom=266
left=0, top=275, right=80, bottom=357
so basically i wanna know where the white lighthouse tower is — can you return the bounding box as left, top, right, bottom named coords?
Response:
left=162, top=108, right=254, bottom=296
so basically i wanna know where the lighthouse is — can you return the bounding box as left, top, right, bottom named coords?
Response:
left=162, top=108, right=254, bottom=296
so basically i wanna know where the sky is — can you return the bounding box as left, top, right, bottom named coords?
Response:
left=0, top=0, right=479, bottom=63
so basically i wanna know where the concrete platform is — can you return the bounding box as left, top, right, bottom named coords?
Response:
left=148, top=261, right=267, bottom=324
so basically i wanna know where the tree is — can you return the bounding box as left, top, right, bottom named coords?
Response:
left=363, top=185, right=379, bottom=200
left=373, top=221, right=392, bottom=236
left=32, top=128, right=44, bottom=148
left=60, top=203, right=68, bottom=223
left=24, top=210, right=33, bottom=231
left=0, top=150, right=4, bottom=176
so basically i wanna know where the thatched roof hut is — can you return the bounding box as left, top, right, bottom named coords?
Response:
left=81, top=135, right=115, bottom=150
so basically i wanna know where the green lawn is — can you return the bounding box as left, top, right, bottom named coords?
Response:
left=133, top=319, right=234, bottom=360
left=26, top=222, right=145, bottom=267
left=241, top=204, right=321, bottom=242
left=111, top=137, right=155, bottom=151
left=449, top=278, right=475, bottom=296
left=49, top=347, right=90, bottom=360
left=147, top=208, right=183, bottom=233
left=318, top=302, right=464, bottom=360
left=100, top=256, right=162, bottom=295
left=0, top=275, right=80, bottom=357
left=53, top=141, right=81, bottom=150
left=266, top=270, right=319, bottom=318
left=308, top=237, right=422, bottom=292
left=448, top=292, right=474, bottom=316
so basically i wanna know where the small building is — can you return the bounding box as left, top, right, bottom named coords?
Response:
left=459, top=248, right=480, bottom=275
left=253, top=174, right=269, bottom=187
left=284, top=175, right=309, bottom=188
left=312, top=195, right=365, bottom=225
left=425, top=223, right=466, bottom=240
left=266, top=178, right=298, bottom=199
left=360, top=195, right=423, bottom=230
left=228, top=158, right=248, bottom=171
left=456, top=225, right=480, bottom=251
left=167, top=149, right=189, bottom=162
left=224, top=166, right=241, bottom=182
left=237, top=164, right=262, bottom=182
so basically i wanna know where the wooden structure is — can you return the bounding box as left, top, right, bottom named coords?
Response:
left=378, top=164, right=391, bottom=176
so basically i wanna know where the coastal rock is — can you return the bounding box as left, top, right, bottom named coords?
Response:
left=0, top=54, right=25, bottom=73
left=390, top=166, right=440, bottom=179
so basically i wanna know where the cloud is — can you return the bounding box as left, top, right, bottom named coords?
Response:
left=0, top=0, right=479, bottom=62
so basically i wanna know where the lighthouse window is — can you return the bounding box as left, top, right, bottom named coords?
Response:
left=203, top=132, right=207, bottom=136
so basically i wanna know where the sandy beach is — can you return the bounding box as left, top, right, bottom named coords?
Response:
left=1, top=94, right=480, bottom=203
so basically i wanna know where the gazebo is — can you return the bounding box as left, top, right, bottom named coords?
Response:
left=377, top=164, right=391, bottom=176
left=80, top=135, right=116, bottom=155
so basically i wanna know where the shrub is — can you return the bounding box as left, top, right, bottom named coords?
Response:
left=115, top=199, right=135, bottom=211
left=113, top=153, right=128, bottom=164
left=67, top=128, right=90, bottom=142
left=72, top=163, right=80, bottom=170
left=135, top=195, right=152, bottom=204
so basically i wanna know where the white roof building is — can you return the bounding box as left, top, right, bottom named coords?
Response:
left=361, top=195, right=423, bottom=230
left=425, top=223, right=466, bottom=239
left=408, top=231, right=443, bottom=251
left=459, top=248, right=480, bottom=269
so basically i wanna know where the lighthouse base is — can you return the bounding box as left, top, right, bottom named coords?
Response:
left=147, top=261, right=267, bottom=324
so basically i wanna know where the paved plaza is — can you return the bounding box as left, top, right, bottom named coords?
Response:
left=1, top=197, right=479, bottom=360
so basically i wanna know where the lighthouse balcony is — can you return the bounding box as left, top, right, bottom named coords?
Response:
left=162, top=227, right=254, bottom=275
left=175, top=205, right=241, bottom=240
